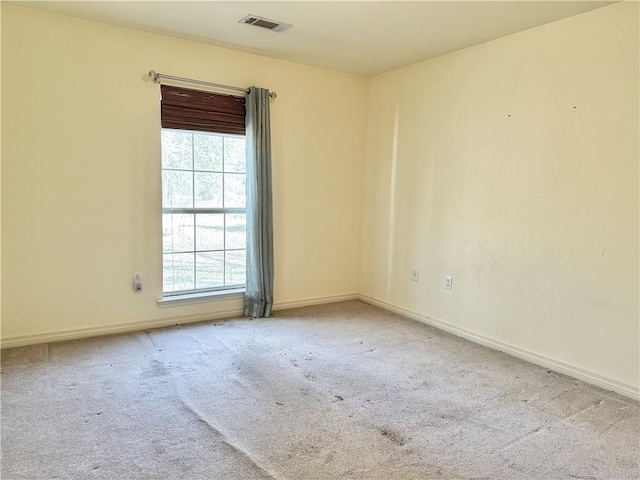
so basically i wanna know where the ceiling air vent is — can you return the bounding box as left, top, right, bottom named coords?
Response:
left=239, top=14, right=292, bottom=33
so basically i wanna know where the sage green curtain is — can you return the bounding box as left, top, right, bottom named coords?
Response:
left=244, top=87, right=274, bottom=318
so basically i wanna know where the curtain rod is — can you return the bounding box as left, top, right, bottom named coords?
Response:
left=148, top=70, right=277, bottom=99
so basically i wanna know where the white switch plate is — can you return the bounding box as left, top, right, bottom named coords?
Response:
left=411, top=268, right=419, bottom=282
left=445, top=276, right=453, bottom=290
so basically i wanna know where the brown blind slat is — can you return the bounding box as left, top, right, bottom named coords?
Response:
left=163, top=121, right=246, bottom=136
left=162, top=106, right=246, bottom=126
left=161, top=84, right=246, bottom=135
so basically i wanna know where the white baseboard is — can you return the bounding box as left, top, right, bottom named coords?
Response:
left=0, top=308, right=245, bottom=349
left=359, top=294, right=639, bottom=401
left=0, top=293, right=359, bottom=350
left=273, top=293, right=359, bottom=311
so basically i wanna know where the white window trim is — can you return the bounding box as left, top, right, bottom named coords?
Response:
left=157, top=288, right=245, bottom=308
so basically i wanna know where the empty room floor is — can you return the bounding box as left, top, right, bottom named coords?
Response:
left=1, top=301, right=638, bottom=479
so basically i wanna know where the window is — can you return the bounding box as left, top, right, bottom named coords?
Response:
left=159, top=84, right=247, bottom=298
left=161, top=129, right=246, bottom=295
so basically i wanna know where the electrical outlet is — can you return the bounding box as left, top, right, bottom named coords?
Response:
left=133, top=273, right=143, bottom=293
left=411, top=268, right=419, bottom=282
left=445, top=276, right=453, bottom=290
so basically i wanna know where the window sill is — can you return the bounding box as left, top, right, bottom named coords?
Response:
left=157, top=288, right=245, bottom=308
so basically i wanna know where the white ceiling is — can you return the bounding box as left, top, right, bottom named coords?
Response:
left=16, top=1, right=614, bottom=77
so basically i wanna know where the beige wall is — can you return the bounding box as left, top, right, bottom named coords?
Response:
left=361, top=3, right=639, bottom=390
left=1, top=5, right=366, bottom=340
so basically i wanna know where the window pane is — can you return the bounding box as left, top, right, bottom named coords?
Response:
left=194, top=172, right=223, bottom=208
left=196, top=214, right=224, bottom=251
left=164, top=253, right=195, bottom=292
left=224, top=174, right=246, bottom=208
left=194, top=133, right=223, bottom=172
left=196, top=252, right=224, bottom=289
left=225, top=214, right=246, bottom=250
left=162, top=130, right=192, bottom=170
left=161, top=129, right=247, bottom=294
left=163, top=254, right=175, bottom=292
left=162, top=214, right=173, bottom=253
left=225, top=250, right=246, bottom=286
left=162, top=170, right=193, bottom=208
left=163, top=213, right=194, bottom=253
left=224, top=137, right=246, bottom=173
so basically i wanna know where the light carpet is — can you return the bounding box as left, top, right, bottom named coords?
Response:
left=1, top=300, right=638, bottom=479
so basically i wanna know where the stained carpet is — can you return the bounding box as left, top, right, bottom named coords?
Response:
left=1, top=301, right=638, bottom=479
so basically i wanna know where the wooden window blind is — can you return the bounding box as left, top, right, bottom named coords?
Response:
left=161, top=85, right=246, bottom=136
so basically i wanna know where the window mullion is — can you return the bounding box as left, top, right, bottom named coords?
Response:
left=163, top=208, right=244, bottom=215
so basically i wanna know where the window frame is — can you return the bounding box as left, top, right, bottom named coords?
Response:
left=161, top=128, right=247, bottom=297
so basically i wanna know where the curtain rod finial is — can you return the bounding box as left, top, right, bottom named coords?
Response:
left=148, top=70, right=159, bottom=83
left=269, top=92, right=277, bottom=99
